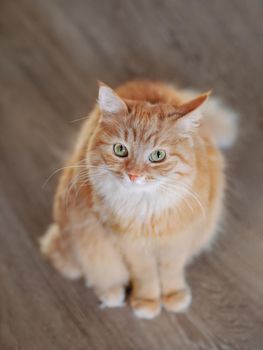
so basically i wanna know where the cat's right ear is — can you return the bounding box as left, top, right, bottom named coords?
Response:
left=170, top=91, right=211, bottom=134
left=98, top=82, right=128, bottom=115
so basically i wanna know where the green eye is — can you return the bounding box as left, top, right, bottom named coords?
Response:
left=149, top=149, right=166, bottom=163
left=113, top=143, right=128, bottom=157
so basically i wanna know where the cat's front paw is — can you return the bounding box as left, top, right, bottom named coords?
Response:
left=162, top=288, right=192, bottom=313
left=98, top=286, right=126, bottom=308
left=130, top=298, right=161, bottom=319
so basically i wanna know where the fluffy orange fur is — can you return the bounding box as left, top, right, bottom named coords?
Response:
left=40, top=80, right=237, bottom=319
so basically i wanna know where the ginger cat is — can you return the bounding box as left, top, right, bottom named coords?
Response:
left=40, top=80, right=237, bottom=319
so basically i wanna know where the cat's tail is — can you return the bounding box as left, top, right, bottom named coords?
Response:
left=40, top=223, right=83, bottom=279
left=181, top=89, right=238, bottom=149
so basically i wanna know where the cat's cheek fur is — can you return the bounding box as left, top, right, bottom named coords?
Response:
left=40, top=80, right=237, bottom=319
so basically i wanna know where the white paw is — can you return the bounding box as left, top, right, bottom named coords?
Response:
left=162, top=288, right=192, bottom=313
left=98, top=286, right=125, bottom=308
left=131, top=298, right=161, bottom=319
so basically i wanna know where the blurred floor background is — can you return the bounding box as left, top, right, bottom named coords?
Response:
left=1, top=0, right=263, bottom=349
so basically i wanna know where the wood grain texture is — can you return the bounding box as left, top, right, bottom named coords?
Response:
left=1, top=0, right=263, bottom=349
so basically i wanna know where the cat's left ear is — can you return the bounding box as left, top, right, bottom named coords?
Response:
left=98, top=81, right=128, bottom=115
left=171, top=91, right=211, bottom=132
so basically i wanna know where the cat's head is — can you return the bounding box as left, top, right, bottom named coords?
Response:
left=88, top=83, right=209, bottom=195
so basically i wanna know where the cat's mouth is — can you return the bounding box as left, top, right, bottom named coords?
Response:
left=105, top=169, right=160, bottom=191
left=121, top=174, right=160, bottom=191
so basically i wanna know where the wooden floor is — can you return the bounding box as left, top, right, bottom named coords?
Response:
left=1, top=0, right=263, bottom=349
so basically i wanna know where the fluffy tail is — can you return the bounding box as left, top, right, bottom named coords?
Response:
left=40, top=224, right=82, bottom=279
left=181, top=89, right=238, bottom=149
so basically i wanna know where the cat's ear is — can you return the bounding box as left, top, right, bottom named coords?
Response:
left=171, top=91, right=211, bottom=132
left=98, top=81, right=128, bottom=115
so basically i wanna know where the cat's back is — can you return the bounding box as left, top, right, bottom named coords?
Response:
left=116, top=80, right=182, bottom=106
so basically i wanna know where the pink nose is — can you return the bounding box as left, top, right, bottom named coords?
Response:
left=128, top=174, right=139, bottom=182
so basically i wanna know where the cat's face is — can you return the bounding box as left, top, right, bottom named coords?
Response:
left=91, top=109, right=191, bottom=193
left=88, top=84, right=208, bottom=195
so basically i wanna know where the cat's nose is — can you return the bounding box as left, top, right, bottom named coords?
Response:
left=128, top=174, right=139, bottom=182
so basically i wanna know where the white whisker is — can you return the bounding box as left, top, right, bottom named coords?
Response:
left=159, top=181, right=206, bottom=219
left=42, top=162, right=87, bottom=188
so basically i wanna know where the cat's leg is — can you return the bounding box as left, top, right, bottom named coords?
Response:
left=123, top=243, right=161, bottom=319
left=41, top=219, right=129, bottom=307
left=74, top=218, right=129, bottom=308
left=158, top=245, right=191, bottom=313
